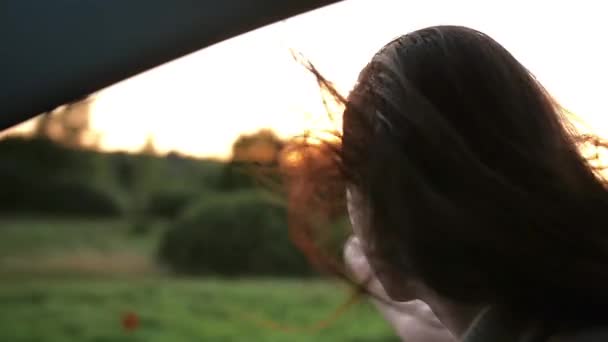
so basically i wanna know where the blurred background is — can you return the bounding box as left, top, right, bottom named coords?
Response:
left=1, top=0, right=607, bottom=341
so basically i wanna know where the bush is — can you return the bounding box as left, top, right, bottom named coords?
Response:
left=0, top=137, right=121, bottom=217
left=143, top=190, right=197, bottom=219
left=0, top=137, right=97, bottom=182
left=0, top=175, right=121, bottom=217
left=158, top=190, right=312, bottom=276
left=217, top=162, right=258, bottom=191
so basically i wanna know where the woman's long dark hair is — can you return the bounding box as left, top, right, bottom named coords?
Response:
left=287, top=25, right=608, bottom=330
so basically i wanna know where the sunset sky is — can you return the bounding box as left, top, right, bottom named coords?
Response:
left=76, top=0, right=608, bottom=159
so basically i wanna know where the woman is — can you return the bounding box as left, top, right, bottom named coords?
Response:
left=302, top=25, right=608, bottom=341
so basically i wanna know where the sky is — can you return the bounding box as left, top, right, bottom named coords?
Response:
left=85, top=0, right=608, bottom=159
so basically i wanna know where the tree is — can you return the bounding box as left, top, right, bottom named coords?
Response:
left=141, top=134, right=158, bottom=156
left=33, top=97, right=100, bottom=149
left=230, top=129, right=284, bottom=164
left=219, top=129, right=285, bottom=190
left=127, top=135, right=162, bottom=235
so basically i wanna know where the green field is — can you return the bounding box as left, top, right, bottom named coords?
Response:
left=0, top=218, right=396, bottom=341
left=0, top=218, right=163, bottom=277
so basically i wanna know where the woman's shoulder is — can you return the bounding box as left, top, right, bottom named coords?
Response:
left=548, top=329, right=608, bottom=342
left=463, top=307, right=608, bottom=342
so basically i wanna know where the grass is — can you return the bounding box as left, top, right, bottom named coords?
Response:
left=0, top=278, right=396, bottom=342
left=0, top=218, right=396, bottom=341
left=0, top=217, right=163, bottom=276
left=0, top=217, right=162, bottom=256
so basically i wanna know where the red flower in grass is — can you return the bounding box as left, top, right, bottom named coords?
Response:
left=121, top=312, right=140, bottom=332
